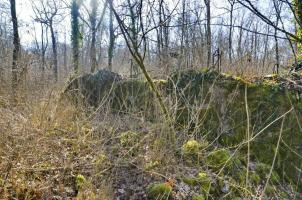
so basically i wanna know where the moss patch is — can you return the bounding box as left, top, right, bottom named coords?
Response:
left=147, top=182, right=173, bottom=199
left=206, top=149, right=231, bottom=170
left=120, top=131, right=140, bottom=147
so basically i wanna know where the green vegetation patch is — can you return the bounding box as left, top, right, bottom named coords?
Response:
left=120, top=131, right=140, bottom=147
left=147, top=182, right=173, bottom=199
left=206, top=149, right=231, bottom=170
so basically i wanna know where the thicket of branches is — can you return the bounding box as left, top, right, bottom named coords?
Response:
left=0, top=0, right=302, bottom=87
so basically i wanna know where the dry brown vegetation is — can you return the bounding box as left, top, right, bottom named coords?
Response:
left=0, top=74, right=176, bottom=199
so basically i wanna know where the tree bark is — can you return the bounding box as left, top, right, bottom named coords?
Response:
left=127, top=0, right=139, bottom=77
left=273, top=0, right=281, bottom=74
left=10, top=0, right=20, bottom=104
left=108, top=1, right=114, bottom=71
left=41, top=23, right=47, bottom=69
left=71, top=0, right=81, bottom=73
left=64, top=31, right=67, bottom=72
left=90, top=0, right=97, bottom=73
left=204, top=0, right=211, bottom=69
left=228, top=0, right=234, bottom=63
left=49, top=22, right=58, bottom=81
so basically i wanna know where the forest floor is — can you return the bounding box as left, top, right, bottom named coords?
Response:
left=1, top=71, right=302, bottom=200
left=0, top=89, right=187, bottom=200
left=0, top=84, right=180, bottom=199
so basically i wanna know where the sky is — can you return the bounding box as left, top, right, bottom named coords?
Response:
left=10, top=0, right=285, bottom=48
left=14, top=0, right=233, bottom=46
left=16, top=0, right=71, bottom=46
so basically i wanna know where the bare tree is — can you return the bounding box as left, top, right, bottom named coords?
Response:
left=32, top=0, right=62, bottom=81
left=237, top=0, right=302, bottom=44
left=80, top=0, right=108, bottom=73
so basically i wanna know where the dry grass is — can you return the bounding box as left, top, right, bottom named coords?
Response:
left=0, top=82, right=109, bottom=199
left=0, top=76, right=177, bottom=199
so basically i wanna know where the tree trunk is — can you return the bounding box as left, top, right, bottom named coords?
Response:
left=262, top=26, right=269, bottom=71
left=64, top=31, right=67, bottom=72
left=274, top=29, right=280, bottom=74
left=180, top=0, right=185, bottom=68
left=228, top=1, right=234, bottom=63
left=90, top=28, right=97, bottom=73
left=90, top=0, right=97, bottom=73
left=294, top=0, right=302, bottom=58
left=163, top=6, right=170, bottom=70
left=204, top=0, right=211, bottom=69
left=71, top=0, right=81, bottom=74
left=41, top=22, right=47, bottom=70
left=10, top=0, right=20, bottom=104
left=127, top=0, right=139, bottom=77
left=50, top=22, right=58, bottom=81
left=273, top=0, right=281, bottom=74
left=108, top=1, right=114, bottom=71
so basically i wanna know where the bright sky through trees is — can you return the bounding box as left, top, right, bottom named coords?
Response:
left=16, top=0, right=231, bottom=45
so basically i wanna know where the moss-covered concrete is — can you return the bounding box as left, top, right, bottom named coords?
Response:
left=64, top=71, right=160, bottom=118
left=110, top=80, right=156, bottom=117
left=167, top=70, right=302, bottom=190
left=65, top=69, right=302, bottom=191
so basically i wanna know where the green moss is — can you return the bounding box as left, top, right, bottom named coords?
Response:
left=192, top=194, right=205, bottom=200
left=233, top=76, right=250, bottom=85
left=279, top=191, right=290, bottom=199
left=147, top=182, right=172, bottom=199
left=201, top=68, right=210, bottom=73
left=120, top=131, right=139, bottom=147
left=270, top=171, right=280, bottom=184
left=206, top=149, right=231, bottom=170
left=265, top=185, right=275, bottom=195
left=198, top=172, right=208, bottom=179
left=153, top=79, right=168, bottom=89
left=144, top=161, right=161, bottom=171
left=256, top=163, right=280, bottom=184
left=182, top=139, right=201, bottom=157
left=183, top=177, right=200, bottom=186
left=250, top=173, right=261, bottom=185
left=152, top=138, right=165, bottom=150
left=76, top=174, right=86, bottom=190
left=232, top=168, right=247, bottom=185
left=221, top=72, right=232, bottom=78
left=94, top=153, right=107, bottom=165
left=182, top=171, right=211, bottom=194
left=199, top=181, right=212, bottom=194
left=168, top=70, right=302, bottom=190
